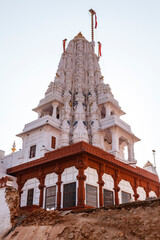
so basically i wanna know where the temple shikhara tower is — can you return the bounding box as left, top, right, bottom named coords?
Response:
left=32, top=31, right=139, bottom=163
left=0, top=10, right=159, bottom=216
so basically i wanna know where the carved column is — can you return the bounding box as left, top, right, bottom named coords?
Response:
left=128, top=141, right=135, bottom=162
left=97, top=164, right=105, bottom=207
left=52, top=102, right=59, bottom=119
left=75, top=155, right=87, bottom=208
left=111, top=127, right=119, bottom=158
left=38, top=175, right=46, bottom=208
left=56, top=170, right=63, bottom=210
left=131, top=178, right=139, bottom=201
left=145, top=182, right=151, bottom=198
left=113, top=170, right=121, bottom=205
left=104, top=103, right=110, bottom=118
left=17, top=175, right=26, bottom=206
left=156, top=186, right=160, bottom=198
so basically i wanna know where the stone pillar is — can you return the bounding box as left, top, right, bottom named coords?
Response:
left=113, top=170, right=121, bottom=205
left=76, top=168, right=86, bottom=207
left=17, top=175, right=25, bottom=206
left=145, top=183, right=151, bottom=198
left=38, top=175, right=46, bottom=207
left=128, top=141, right=135, bottom=162
left=131, top=178, right=139, bottom=201
left=156, top=187, right=160, bottom=198
left=97, top=171, right=105, bottom=207
left=56, top=172, right=63, bottom=210
left=104, top=104, right=110, bottom=118
left=75, top=155, right=87, bottom=208
left=111, top=127, right=119, bottom=157
left=52, top=102, right=59, bottom=119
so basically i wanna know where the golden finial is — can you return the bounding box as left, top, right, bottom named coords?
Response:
left=74, top=32, right=85, bottom=39
left=11, top=141, right=16, bottom=153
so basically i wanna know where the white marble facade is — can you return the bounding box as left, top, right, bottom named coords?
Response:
left=0, top=33, right=158, bottom=210
left=1, top=32, right=141, bottom=171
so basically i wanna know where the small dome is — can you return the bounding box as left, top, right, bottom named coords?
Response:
left=143, top=161, right=153, bottom=168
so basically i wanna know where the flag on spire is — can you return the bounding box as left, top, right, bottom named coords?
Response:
left=95, top=13, right=97, bottom=28
left=63, top=39, right=67, bottom=53
left=98, top=42, right=102, bottom=57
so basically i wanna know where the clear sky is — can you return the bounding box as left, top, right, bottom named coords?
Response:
left=0, top=0, right=160, bottom=174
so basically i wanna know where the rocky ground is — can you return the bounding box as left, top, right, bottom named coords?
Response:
left=3, top=198, right=160, bottom=240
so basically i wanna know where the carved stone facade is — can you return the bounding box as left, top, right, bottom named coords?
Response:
left=6, top=142, right=160, bottom=211
left=0, top=33, right=159, bottom=211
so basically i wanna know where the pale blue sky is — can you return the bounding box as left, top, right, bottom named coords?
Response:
left=0, top=0, right=160, bottom=174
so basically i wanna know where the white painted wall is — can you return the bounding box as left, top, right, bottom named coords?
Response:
left=137, top=186, right=146, bottom=201
left=149, top=190, right=157, bottom=198
left=43, top=172, right=58, bottom=209
left=2, top=125, right=61, bottom=169
left=61, top=166, right=78, bottom=208
left=2, top=150, right=24, bottom=169
left=103, top=173, right=114, bottom=191
left=0, top=188, right=12, bottom=239
left=118, top=179, right=134, bottom=204
left=84, top=167, right=99, bottom=207
left=103, top=173, right=114, bottom=203
left=21, top=178, right=40, bottom=207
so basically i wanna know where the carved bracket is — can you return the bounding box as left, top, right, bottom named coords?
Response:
left=75, top=155, right=88, bottom=170
left=77, top=174, right=86, bottom=181
left=54, top=163, right=64, bottom=175
left=133, top=193, right=139, bottom=199
left=56, top=180, right=63, bottom=186
left=97, top=180, right=105, bottom=186
left=113, top=186, right=120, bottom=192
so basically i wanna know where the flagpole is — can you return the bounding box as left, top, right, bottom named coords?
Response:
left=89, top=9, right=95, bottom=41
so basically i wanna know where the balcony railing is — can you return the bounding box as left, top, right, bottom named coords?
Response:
left=100, top=115, right=131, bottom=133
left=19, top=115, right=61, bottom=134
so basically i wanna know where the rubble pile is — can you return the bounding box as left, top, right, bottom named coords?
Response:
left=3, top=198, right=160, bottom=240
left=21, top=208, right=60, bottom=226
left=5, top=187, right=20, bottom=226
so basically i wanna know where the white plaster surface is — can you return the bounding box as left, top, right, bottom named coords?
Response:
left=2, top=125, right=61, bottom=169
left=62, top=167, right=78, bottom=184
left=118, top=179, right=134, bottom=204
left=0, top=188, right=11, bottom=239
left=103, top=173, right=114, bottom=192
left=103, top=173, right=114, bottom=203
left=45, top=172, right=58, bottom=187
left=137, top=186, right=146, bottom=201
left=149, top=190, right=157, bottom=198
left=143, top=164, right=157, bottom=175
left=21, top=178, right=40, bottom=207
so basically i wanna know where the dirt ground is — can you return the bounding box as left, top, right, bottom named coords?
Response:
left=3, top=198, right=160, bottom=240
